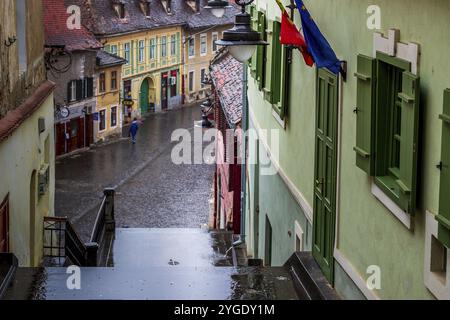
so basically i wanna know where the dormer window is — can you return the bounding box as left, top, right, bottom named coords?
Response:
left=113, top=1, right=126, bottom=19
left=161, top=0, right=172, bottom=15
left=140, top=0, right=151, bottom=17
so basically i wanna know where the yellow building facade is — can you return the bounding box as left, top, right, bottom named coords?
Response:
left=184, top=25, right=231, bottom=104
left=95, top=51, right=126, bottom=141
left=102, top=26, right=184, bottom=119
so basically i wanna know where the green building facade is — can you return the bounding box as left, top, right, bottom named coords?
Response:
left=245, top=0, right=450, bottom=299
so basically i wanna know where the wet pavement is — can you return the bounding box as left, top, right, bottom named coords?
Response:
left=4, top=229, right=299, bottom=300
left=55, top=104, right=215, bottom=241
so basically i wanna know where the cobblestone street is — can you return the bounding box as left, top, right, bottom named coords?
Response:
left=55, top=104, right=215, bottom=241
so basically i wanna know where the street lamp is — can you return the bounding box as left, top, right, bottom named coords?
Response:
left=207, top=0, right=268, bottom=63
left=204, top=0, right=232, bottom=18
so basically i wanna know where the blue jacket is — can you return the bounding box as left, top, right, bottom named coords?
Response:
left=130, top=121, right=139, bottom=136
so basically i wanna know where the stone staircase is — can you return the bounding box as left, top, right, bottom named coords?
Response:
left=2, top=228, right=299, bottom=300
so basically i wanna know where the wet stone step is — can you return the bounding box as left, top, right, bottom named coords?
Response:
left=110, top=228, right=236, bottom=268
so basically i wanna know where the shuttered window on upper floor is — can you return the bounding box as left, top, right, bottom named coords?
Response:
left=354, top=52, right=420, bottom=215
left=438, top=89, right=450, bottom=248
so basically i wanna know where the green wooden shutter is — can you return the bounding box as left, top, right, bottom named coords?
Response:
left=353, top=55, right=376, bottom=175
left=248, top=5, right=256, bottom=71
left=256, top=11, right=266, bottom=91
left=273, top=32, right=288, bottom=119
left=437, top=89, right=450, bottom=248
left=270, top=21, right=282, bottom=106
left=263, top=20, right=273, bottom=100
left=396, top=72, right=420, bottom=213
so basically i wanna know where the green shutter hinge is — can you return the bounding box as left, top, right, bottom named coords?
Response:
left=437, top=161, right=448, bottom=171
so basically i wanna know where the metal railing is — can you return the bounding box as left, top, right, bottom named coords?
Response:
left=43, top=188, right=116, bottom=267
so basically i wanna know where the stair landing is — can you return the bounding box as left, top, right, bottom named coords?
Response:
left=3, top=228, right=299, bottom=300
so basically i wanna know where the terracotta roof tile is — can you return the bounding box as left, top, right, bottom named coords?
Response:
left=43, top=0, right=102, bottom=51
left=210, top=51, right=243, bottom=127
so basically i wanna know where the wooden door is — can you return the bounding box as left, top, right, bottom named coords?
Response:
left=312, top=68, right=338, bottom=282
left=161, top=72, right=168, bottom=110
left=78, top=117, right=85, bottom=149
left=0, top=195, right=9, bottom=253
left=85, top=114, right=94, bottom=146
left=55, top=123, right=66, bottom=156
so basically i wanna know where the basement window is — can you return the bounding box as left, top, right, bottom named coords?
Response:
left=431, top=235, right=448, bottom=285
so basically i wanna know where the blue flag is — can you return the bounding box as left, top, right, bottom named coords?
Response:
left=294, top=0, right=341, bottom=74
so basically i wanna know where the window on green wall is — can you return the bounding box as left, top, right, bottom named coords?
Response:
left=171, top=35, right=176, bottom=56
left=150, top=38, right=156, bottom=60
left=353, top=52, right=420, bottom=214
left=437, top=89, right=450, bottom=248
left=161, top=36, right=167, bottom=58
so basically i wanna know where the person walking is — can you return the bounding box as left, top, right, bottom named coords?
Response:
left=129, top=118, right=139, bottom=144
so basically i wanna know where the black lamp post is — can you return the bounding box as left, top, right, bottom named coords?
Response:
left=206, top=0, right=268, bottom=62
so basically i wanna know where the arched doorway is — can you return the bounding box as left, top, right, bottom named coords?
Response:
left=29, top=170, right=37, bottom=266
left=140, top=77, right=156, bottom=115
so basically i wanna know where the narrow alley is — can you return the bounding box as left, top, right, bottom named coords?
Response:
left=55, top=104, right=215, bottom=241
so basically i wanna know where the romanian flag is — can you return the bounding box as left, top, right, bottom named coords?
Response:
left=275, top=0, right=314, bottom=67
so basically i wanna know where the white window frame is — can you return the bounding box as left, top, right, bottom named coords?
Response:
left=124, top=43, right=131, bottom=65
left=111, top=44, right=118, bottom=55
left=161, top=36, right=167, bottom=58
left=188, top=36, right=195, bottom=59
left=110, top=106, right=118, bottom=128
left=212, top=32, right=218, bottom=53
left=200, top=34, right=207, bottom=57
left=424, top=211, right=450, bottom=299
left=188, top=71, right=195, bottom=93
left=149, top=38, right=156, bottom=60
left=170, top=34, right=177, bottom=56
left=70, top=80, right=77, bottom=102
left=98, top=109, right=107, bottom=132
left=200, top=68, right=206, bottom=88
left=138, top=40, right=145, bottom=63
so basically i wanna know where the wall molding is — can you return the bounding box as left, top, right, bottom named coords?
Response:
left=334, top=249, right=380, bottom=300
left=249, top=107, right=313, bottom=223
left=424, top=210, right=450, bottom=300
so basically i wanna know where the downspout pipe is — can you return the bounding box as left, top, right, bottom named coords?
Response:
left=233, top=62, right=248, bottom=248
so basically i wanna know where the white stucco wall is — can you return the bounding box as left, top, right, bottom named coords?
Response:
left=0, top=93, right=55, bottom=266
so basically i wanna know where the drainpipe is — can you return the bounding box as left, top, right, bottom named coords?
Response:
left=233, top=62, right=248, bottom=248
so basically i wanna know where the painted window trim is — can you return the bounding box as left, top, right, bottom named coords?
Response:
left=124, top=43, right=131, bottom=65
left=188, top=36, right=196, bottom=59
left=170, top=34, right=177, bottom=56
left=138, top=39, right=145, bottom=63
left=110, top=106, right=118, bottom=129
left=272, top=108, right=285, bottom=129
left=188, top=70, right=195, bottom=93
left=98, top=108, right=107, bottom=133
left=200, top=33, right=208, bottom=57
left=211, top=32, right=218, bottom=53
left=200, top=68, right=206, bottom=89
left=149, top=38, right=156, bottom=60
left=371, top=181, right=412, bottom=229
left=110, top=44, right=118, bottom=56
left=424, top=210, right=450, bottom=299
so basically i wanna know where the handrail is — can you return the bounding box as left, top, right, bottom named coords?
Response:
left=0, top=253, right=18, bottom=299
left=43, top=188, right=116, bottom=267
left=90, top=196, right=107, bottom=243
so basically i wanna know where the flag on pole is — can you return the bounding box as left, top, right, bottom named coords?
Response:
left=274, top=0, right=314, bottom=66
left=294, top=0, right=341, bottom=74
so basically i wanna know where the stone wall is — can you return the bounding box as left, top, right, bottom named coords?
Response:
left=0, top=0, right=47, bottom=118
